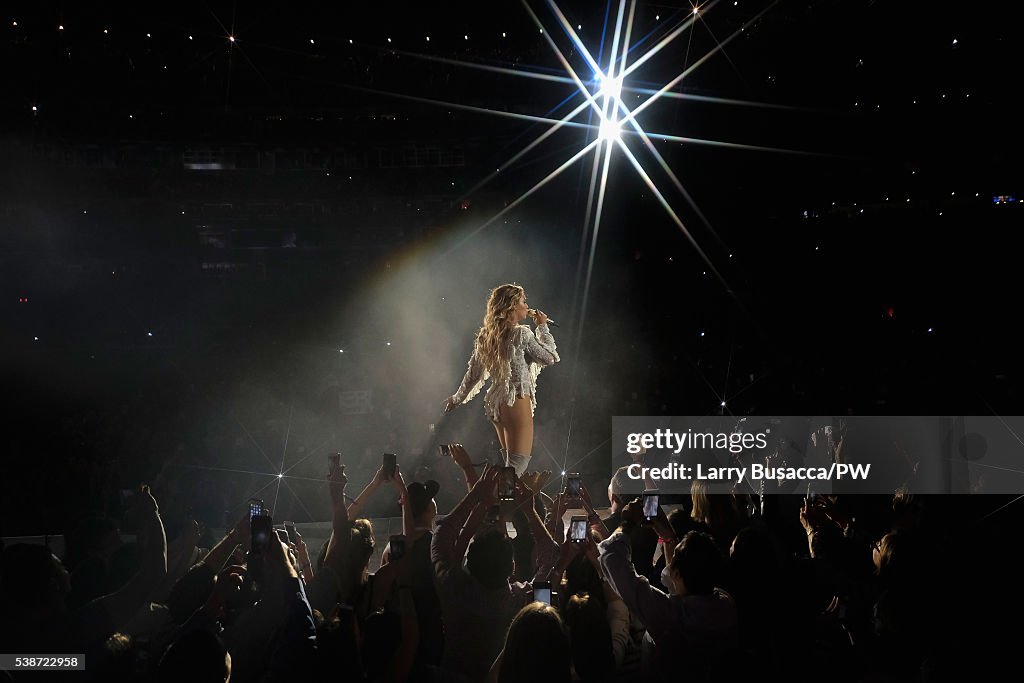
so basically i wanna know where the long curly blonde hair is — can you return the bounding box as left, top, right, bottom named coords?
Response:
left=475, top=284, right=525, bottom=387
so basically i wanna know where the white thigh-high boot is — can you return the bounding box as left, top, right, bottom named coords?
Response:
left=507, top=452, right=531, bottom=476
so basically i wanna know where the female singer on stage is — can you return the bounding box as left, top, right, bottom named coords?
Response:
left=442, top=283, right=559, bottom=474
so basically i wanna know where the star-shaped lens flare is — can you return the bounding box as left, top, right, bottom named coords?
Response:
left=419, top=0, right=800, bottom=307
left=524, top=0, right=794, bottom=317
left=302, top=0, right=819, bottom=478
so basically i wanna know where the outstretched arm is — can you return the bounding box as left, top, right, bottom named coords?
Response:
left=446, top=344, right=488, bottom=409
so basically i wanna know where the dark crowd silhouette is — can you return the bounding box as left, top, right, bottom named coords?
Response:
left=0, top=441, right=1006, bottom=682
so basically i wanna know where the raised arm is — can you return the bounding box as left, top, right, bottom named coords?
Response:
left=302, top=465, right=352, bottom=614
left=263, top=538, right=317, bottom=680
left=96, top=485, right=168, bottom=630
left=512, top=478, right=559, bottom=580
left=391, top=468, right=416, bottom=537
left=432, top=465, right=497, bottom=581
left=347, top=464, right=390, bottom=519
left=597, top=502, right=674, bottom=643
left=323, top=465, right=351, bottom=572
left=290, top=527, right=315, bottom=583
left=650, top=505, right=679, bottom=568
left=547, top=538, right=582, bottom=584
left=202, top=515, right=251, bottom=573
left=449, top=443, right=480, bottom=491
left=522, top=324, right=559, bottom=366
left=157, top=519, right=202, bottom=599
left=547, top=491, right=568, bottom=541
left=579, top=483, right=610, bottom=540
left=454, top=500, right=491, bottom=561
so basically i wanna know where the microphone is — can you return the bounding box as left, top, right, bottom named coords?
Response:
left=527, top=309, right=560, bottom=328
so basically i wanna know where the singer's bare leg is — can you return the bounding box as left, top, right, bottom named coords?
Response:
left=494, top=396, right=534, bottom=458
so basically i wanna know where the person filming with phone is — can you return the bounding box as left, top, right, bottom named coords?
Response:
left=598, top=498, right=737, bottom=677
left=430, top=464, right=550, bottom=682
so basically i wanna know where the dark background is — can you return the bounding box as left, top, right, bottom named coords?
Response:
left=2, top=1, right=1022, bottom=534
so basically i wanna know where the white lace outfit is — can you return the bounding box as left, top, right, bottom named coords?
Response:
left=451, top=324, right=559, bottom=424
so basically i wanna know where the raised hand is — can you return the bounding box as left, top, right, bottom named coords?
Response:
left=121, top=484, right=161, bottom=534
left=204, top=564, right=246, bottom=618
left=800, top=497, right=835, bottom=533
left=558, top=537, right=583, bottom=564
left=264, top=538, right=299, bottom=580
left=391, top=464, right=408, bottom=493
left=521, top=470, right=552, bottom=496
left=651, top=504, right=674, bottom=540
left=473, top=463, right=500, bottom=505
left=620, top=498, right=645, bottom=527
left=512, top=475, right=534, bottom=507
left=329, top=464, right=348, bottom=509
left=448, top=443, right=473, bottom=471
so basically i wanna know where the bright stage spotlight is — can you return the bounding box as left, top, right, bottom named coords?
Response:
left=599, top=118, right=622, bottom=142
left=598, top=74, right=623, bottom=101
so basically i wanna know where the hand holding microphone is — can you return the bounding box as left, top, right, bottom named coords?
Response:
left=528, top=309, right=559, bottom=328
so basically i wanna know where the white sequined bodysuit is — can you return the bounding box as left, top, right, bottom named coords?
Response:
left=451, top=324, right=559, bottom=424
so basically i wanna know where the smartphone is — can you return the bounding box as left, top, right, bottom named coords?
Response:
left=642, top=491, right=659, bottom=521
left=249, top=498, right=265, bottom=520
left=438, top=444, right=451, bottom=457
left=486, top=504, right=501, bottom=524
left=284, top=521, right=297, bottom=543
left=498, top=466, right=516, bottom=501
left=328, top=453, right=341, bottom=471
left=389, top=534, right=407, bottom=562
left=250, top=513, right=273, bottom=554
left=382, top=453, right=397, bottom=479
left=533, top=580, right=552, bottom=605
left=569, top=515, right=588, bottom=543
left=566, top=473, right=582, bottom=497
